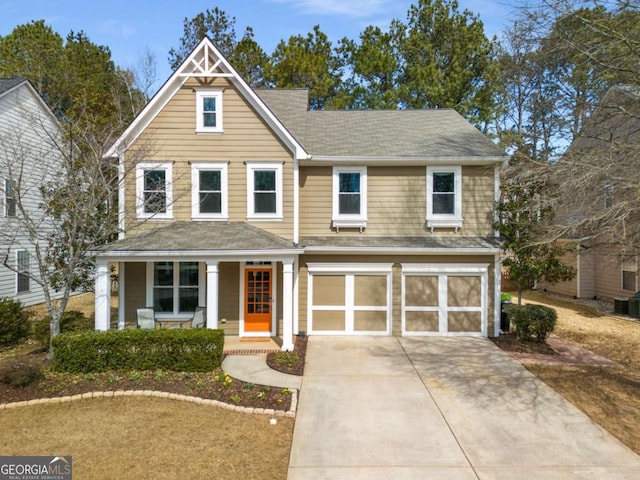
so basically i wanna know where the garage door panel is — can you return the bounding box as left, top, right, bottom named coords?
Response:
left=405, top=276, right=438, bottom=306
left=313, top=275, right=345, bottom=306
left=405, top=311, right=439, bottom=332
left=354, top=275, right=387, bottom=306
left=354, top=310, right=387, bottom=332
left=313, top=311, right=345, bottom=331
left=448, top=312, right=482, bottom=332
left=448, top=276, right=481, bottom=307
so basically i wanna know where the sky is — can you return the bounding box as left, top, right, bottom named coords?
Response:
left=0, top=0, right=514, bottom=92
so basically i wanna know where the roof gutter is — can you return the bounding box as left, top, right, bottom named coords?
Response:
left=301, top=155, right=507, bottom=166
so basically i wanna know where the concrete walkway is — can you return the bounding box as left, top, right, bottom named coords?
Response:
left=222, top=354, right=302, bottom=390
left=287, top=336, right=640, bottom=479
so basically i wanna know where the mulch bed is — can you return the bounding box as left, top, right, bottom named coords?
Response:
left=0, top=335, right=310, bottom=410
left=491, top=332, right=557, bottom=356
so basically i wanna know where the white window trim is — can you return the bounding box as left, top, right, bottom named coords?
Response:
left=16, top=249, right=30, bottom=294
left=135, top=162, right=173, bottom=220
left=146, top=262, right=204, bottom=318
left=3, top=178, right=16, bottom=218
left=246, top=162, right=283, bottom=221
left=195, top=89, right=223, bottom=133
left=426, top=166, right=463, bottom=230
left=332, top=166, right=367, bottom=229
left=191, top=162, right=228, bottom=220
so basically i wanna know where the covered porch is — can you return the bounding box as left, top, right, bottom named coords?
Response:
left=94, top=222, right=302, bottom=351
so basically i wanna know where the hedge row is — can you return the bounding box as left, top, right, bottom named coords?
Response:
left=51, top=328, right=224, bottom=373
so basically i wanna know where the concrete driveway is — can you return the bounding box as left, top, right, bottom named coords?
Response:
left=288, top=336, right=640, bottom=479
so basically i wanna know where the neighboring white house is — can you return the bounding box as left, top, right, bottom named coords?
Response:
left=0, top=78, right=66, bottom=306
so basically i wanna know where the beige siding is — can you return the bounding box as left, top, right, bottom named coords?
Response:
left=219, top=262, right=240, bottom=322
left=124, top=262, right=147, bottom=326
left=124, top=78, right=294, bottom=239
left=299, top=165, right=495, bottom=237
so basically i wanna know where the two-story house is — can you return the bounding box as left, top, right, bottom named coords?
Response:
left=540, top=85, right=640, bottom=301
left=95, top=38, right=507, bottom=350
left=0, top=78, right=66, bottom=306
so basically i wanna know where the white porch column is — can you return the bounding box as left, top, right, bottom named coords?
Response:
left=206, top=261, right=219, bottom=329
left=95, top=259, right=111, bottom=331
left=282, top=259, right=294, bottom=351
left=118, top=262, right=125, bottom=330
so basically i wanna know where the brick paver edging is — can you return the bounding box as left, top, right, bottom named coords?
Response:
left=0, top=389, right=297, bottom=418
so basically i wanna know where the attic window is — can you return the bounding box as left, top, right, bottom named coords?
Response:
left=196, top=90, right=223, bottom=133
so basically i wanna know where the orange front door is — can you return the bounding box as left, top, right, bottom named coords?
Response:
left=245, top=268, right=272, bottom=332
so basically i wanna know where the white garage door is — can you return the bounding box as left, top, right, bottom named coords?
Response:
left=307, top=263, right=392, bottom=335
left=402, top=264, right=488, bottom=336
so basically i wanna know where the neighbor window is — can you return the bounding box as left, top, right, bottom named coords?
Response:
left=622, top=255, right=637, bottom=292
left=426, top=166, right=462, bottom=229
left=191, top=162, right=228, bottom=219
left=16, top=250, right=30, bottom=293
left=332, top=166, right=367, bottom=229
left=150, top=261, right=200, bottom=314
left=196, top=90, right=223, bottom=133
left=604, top=183, right=613, bottom=209
left=246, top=162, right=283, bottom=220
left=3, top=179, right=16, bottom=217
left=136, top=163, right=173, bottom=219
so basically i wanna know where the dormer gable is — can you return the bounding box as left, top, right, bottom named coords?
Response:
left=105, top=38, right=307, bottom=159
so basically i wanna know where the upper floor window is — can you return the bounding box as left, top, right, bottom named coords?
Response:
left=3, top=179, right=16, bottom=217
left=191, top=162, right=228, bottom=220
left=16, top=250, right=30, bottom=293
left=196, top=90, right=223, bottom=133
left=136, top=162, right=173, bottom=219
left=426, top=166, right=462, bottom=229
left=332, top=166, right=367, bottom=229
left=246, top=162, right=283, bottom=220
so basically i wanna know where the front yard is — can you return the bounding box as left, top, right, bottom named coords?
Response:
left=502, top=291, right=640, bottom=455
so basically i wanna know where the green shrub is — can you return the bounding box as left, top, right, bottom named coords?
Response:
left=506, top=304, right=557, bottom=342
left=0, top=359, right=44, bottom=387
left=33, top=310, right=93, bottom=346
left=0, top=297, right=33, bottom=346
left=51, top=328, right=224, bottom=373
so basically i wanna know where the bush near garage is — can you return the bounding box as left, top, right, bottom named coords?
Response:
left=0, top=297, right=33, bottom=347
left=32, top=310, right=93, bottom=347
left=506, top=303, right=557, bottom=342
left=52, top=328, right=224, bottom=373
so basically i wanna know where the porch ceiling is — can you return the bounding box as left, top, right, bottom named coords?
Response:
left=97, top=221, right=298, bottom=255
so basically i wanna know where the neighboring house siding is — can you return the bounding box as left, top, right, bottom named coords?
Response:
left=125, top=77, right=295, bottom=239
left=0, top=81, right=63, bottom=306
left=299, top=165, right=495, bottom=236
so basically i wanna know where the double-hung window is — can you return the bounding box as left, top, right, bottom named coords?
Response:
left=622, top=255, right=637, bottom=292
left=136, top=162, right=173, bottom=219
left=196, top=90, right=223, bottom=133
left=246, top=162, right=283, bottom=220
left=191, top=162, right=228, bottom=220
left=426, top=166, right=462, bottom=229
left=3, top=179, right=16, bottom=217
left=332, top=166, right=367, bottom=229
left=16, top=250, right=30, bottom=293
left=149, top=261, right=200, bottom=315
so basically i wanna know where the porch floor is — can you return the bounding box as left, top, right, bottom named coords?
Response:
left=223, top=336, right=282, bottom=355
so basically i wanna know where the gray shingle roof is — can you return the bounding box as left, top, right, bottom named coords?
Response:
left=99, top=222, right=296, bottom=253
left=300, top=236, right=502, bottom=250
left=256, top=89, right=505, bottom=158
left=0, top=78, right=26, bottom=96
